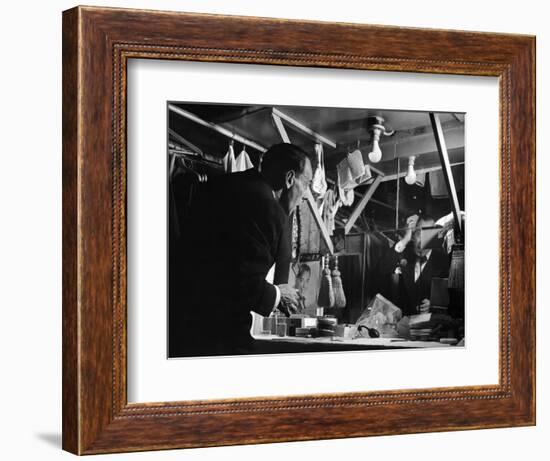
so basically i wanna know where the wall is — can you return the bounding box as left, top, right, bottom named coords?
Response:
left=0, top=1, right=546, bottom=460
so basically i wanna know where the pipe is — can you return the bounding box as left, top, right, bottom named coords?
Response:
left=168, top=104, right=267, bottom=153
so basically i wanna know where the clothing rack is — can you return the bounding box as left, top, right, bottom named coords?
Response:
left=169, top=104, right=267, bottom=153
left=169, top=149, right=223, bottom=168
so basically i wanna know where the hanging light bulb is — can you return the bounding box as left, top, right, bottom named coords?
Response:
left=366, top=116, right=395, bottom=164
left=405, top=156, right=417, bottom=185
left=368, top=125, right=383, bottom=163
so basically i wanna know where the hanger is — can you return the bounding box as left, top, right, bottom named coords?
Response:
left=171, top=153, right=208, bottom=183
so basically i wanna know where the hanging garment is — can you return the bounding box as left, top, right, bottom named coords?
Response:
left=356, top=164, right=373, bottom=185
left=448, top=246, right=465, bottom=290
left=321, top=190, right=333, bottom=235
left=235, top=146, right=254, bottom=172
left=336, top=159, right=355, bottom=207
left=321, top=189, right=341, bottom=236
left=347, top=148, right=365, bottom=181
left=343, top=189, right=354, bottom=207
left=415, top=172, right=426, bottom=187
left=429, top=166, right=466, bottom=199
left=429, top=169, right=447, bottom=197
left=337, top=180, right=354, bottom=207
left=169, top=158, right=204, bottom=239
left=311, top=143, right=327, bottom=197
left=337, top=159, right=354, bottom=189
left=222, top=142, right=237, bottom=173
left=435, top=210, right=465, bottom=253
left=337, top=184, right=354, bottom=208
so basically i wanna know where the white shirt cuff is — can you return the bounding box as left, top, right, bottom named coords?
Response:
left=273, top=284, right=281, bottom=309
left=395, top=240, right=406, bottom=253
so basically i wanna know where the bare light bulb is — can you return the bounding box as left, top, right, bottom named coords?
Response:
left=368, top=141, right=382, bottom=163
left=405, top=156, right=417, bottom=185
left=368, top=126, right=383, bottom=163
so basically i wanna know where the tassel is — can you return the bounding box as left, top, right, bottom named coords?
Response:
left=448, top=244, right=464, bottom=290
left=331, top=256, right=346, bottom=308
left=317, top=256, right=335, bottom=308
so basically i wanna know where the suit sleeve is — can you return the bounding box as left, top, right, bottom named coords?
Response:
left=230, top=203, right=288, bottom=317
left=273, top=215, right=292, bottom=285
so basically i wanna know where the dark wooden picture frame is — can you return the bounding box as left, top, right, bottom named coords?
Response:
left=62, top=5, right=535, bottom=455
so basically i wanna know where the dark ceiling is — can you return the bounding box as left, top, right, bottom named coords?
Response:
left=168, top=102, right=464, bottom=177
left=168, top=102, right=465, bottom=231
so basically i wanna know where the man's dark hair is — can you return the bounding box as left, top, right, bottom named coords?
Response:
left=297, top=263, right=311, bottom=278
left=418, top=214, right=436, bottom=226
left=260, top=143, right=311, bottom=191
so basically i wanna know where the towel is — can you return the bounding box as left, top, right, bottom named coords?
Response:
left=347, top=148, right=365, bottom=180
left=235, top=147, right=254, bottom=172
left=222, top=143, right=237, bottom=173
left=311, top=143, right=327, bottom=197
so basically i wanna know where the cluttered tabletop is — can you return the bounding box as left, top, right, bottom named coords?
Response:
left=251, top=293, right=462, bottom=355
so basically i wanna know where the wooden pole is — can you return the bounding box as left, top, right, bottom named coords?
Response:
left=271, top=112, right=291, bottom=143
left=272, top=108, right=336, bottom=148
left=344, top=175, right=383, bottom=234
left=304, top=189, right=334, bottom=255
left=429, top=113, right=462, bottom=234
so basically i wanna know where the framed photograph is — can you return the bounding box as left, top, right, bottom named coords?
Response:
left=62, top=6, right=535, bottom=454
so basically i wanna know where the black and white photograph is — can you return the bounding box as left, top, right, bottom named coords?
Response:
left=167, top=102, right=466, bottom=358
left=0, top=0, right=542, bottom=458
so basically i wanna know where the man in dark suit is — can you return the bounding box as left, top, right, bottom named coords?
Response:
left=169, top=143, right=313, bottom=357
left=378, top=214, right=450, bottom=316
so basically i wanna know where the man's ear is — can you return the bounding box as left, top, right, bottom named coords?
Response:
left=285, top=170, right=296, bottom=189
